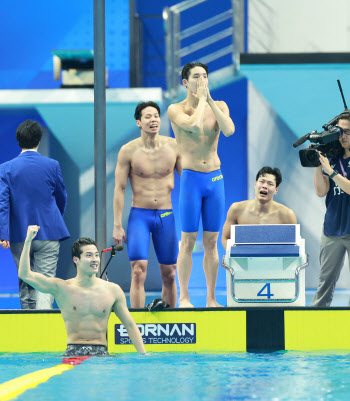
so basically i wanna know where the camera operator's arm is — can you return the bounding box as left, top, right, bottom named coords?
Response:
left=318, top=152, right=350, bottom=195
left=314, top=164, right=330, bottom=197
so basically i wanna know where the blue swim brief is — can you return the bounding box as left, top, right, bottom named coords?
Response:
left=179, top=169, right=225, bottom=233
left=127, top=207, right=178, bottom=265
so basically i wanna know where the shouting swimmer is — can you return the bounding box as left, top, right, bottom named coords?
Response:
left=167, top=62, right=235, bottom=308
left=221, top=166, right=297, bottom=250
left=19, top=225, right=146, bottom=356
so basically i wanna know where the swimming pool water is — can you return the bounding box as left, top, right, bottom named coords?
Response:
left=1, top=351, right=350, bottom=401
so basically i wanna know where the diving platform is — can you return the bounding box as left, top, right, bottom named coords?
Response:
left=222, top=225, right=308, bottom=307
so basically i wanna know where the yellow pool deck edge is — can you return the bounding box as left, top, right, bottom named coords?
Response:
left=1, top=308, right=350, bottom=353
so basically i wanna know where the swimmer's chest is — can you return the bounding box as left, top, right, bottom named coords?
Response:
left=238, top=210, right=281, bottom=225
left=131, top=147, right=176, bottom=178
left=60, top=288, right=113, bottom=317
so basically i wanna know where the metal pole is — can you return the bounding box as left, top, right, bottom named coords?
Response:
left=129, top=0, right=142, bottom=87
left=163, top=7, right=174, bottom=98
left=232, top=0, right=244, bottom=72
left=173, top=10, right=181, bottom=99
left=93, top=0, right=107, bottom=276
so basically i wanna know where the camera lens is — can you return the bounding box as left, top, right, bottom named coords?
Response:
left=299, top=149, right=321, bottom=167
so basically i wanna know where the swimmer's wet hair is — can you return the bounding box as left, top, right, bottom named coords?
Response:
left=181, top=62, right=208, bottom=80
left=256, top=167, right=282, bottom=188
left=134, top=101, right=160, bottom=121
left=71, top=237, right=98, bottom=268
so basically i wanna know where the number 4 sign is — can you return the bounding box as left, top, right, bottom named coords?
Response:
left=257, top=283, right=274, bottom=299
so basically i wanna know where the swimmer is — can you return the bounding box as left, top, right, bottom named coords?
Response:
left=221, top=166, right=297, bottom=250
left=19, top=225, right=146, bottom=356
left=113, top=101, right=182, bottom=308
left=167, top=62, right=235, bottom=308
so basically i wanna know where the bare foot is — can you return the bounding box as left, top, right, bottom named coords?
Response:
left=178, top=299, right=195, bottom=308
left=206, top=300, right=223, bottom=308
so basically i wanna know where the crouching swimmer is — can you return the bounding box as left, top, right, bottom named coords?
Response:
left=222, top=167, right=297, bottom=250
left=19, top=225, right=146, bottom=356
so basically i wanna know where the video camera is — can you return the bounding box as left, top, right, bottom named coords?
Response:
left=293, top=80, right=349, bottom=167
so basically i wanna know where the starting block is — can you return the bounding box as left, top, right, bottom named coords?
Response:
left=222, top=224, right=308, bottom=307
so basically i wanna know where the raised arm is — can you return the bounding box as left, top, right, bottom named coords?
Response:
left=19, top=226, right=62, bottom=296
left=168, top=102, right=206, bottom=134
left=113, top=146, right=131, bottom=245
left=113, top=289, right=146, bottom=354
left=207, top=90, right=235, bottom=137
left=221, top=204, right=238, bottom=251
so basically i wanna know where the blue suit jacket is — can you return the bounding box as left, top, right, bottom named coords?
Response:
left=0, top=151, right=70, bottom=243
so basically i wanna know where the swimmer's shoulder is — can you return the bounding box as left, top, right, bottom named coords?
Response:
left=51, top=277, right=75, bottom=298
left=168, top=100, right=185, bottom=111
left=274, top=202, right=297, bottom=224
left=229, top=200, right=251, bottom=213
left=62, top=278, right=82, bottom=289
left=167, top=100, right=187, bottom=118
left=104, top=281, right=127, bottom=303
left=99, top=279, right=123, bottom=293
left=162, top=135, right=177, bottom=148
left=215, top=100, right=229, bottom=111
left=91, top=279, right=124, bottom=302
left=226, top=200, right=250, bottom=220
left=118, top=139, right=140, bottom=159
left=121, top=138, right=140, bottom=151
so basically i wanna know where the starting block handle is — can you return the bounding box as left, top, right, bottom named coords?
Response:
left=222, top=255, right=234, bottom=276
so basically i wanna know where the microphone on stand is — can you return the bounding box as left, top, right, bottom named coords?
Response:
left=102, top=244, right=124, bottom=253
left=99, top=243, right=124, bottom=279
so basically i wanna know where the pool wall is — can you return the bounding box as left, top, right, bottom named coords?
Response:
left=1, top=308, right=350, bottom=353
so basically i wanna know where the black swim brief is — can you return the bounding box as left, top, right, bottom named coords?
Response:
left=63, top=344, right=109, bottom=357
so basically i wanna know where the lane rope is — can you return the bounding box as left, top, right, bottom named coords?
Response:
left=0, top=356, right=91, bottom=401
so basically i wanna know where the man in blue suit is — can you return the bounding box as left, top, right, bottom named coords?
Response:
left=0, top=120, right=69, bottom=309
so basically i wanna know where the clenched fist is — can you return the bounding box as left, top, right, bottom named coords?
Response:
left=25, top=225, right=40, bottom=242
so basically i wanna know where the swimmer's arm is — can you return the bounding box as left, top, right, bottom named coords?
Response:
left=221, top=204, right=238, bottom=250
left=113, top=146, right=130, bottom=244
left=113, top=289, right=146, bottom=354
left=167, top=101, right=206, bottom=134
left=170, top=137, right=182, bottom=176
left=18, top=226, right=61, bottom=296
left=207, top=98, right=235, bottom=137
left=175, top=150, right=182, bottom=177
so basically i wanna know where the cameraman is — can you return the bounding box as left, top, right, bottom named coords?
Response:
left=312, top=112, right=350, bottom=307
